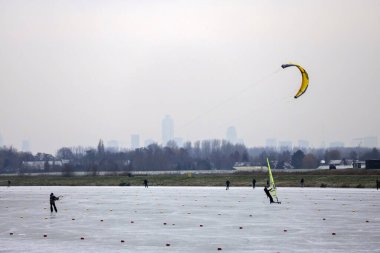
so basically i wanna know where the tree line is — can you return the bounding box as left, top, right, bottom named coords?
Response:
left=0, top=139, right=379, bottom=174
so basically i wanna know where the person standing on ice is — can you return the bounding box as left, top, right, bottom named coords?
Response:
left=300, top=178, right=304, bottom=188
left=252, top=178, right=256, bottom=189
left=225, top=180, right=230, bottom=190
left=143, top=179, right=149, bottom=188
left=264, top=186, right=274, bottom=204
left=50, top=193, right=59, bottom=213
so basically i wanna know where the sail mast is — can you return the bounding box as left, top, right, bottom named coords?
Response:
left=266, top=158, right=279, bottom=202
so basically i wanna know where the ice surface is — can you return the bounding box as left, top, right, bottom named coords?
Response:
left=0, top=186, right=379, bottom=252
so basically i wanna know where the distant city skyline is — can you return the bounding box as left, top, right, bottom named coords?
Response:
left=1, top=123, right=379, bottom=154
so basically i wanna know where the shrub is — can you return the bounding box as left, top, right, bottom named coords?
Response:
left=119, top=182, right=130, bottom=186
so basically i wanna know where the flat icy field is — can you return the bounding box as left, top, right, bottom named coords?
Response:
left=0, top=186, right=379, bottom=253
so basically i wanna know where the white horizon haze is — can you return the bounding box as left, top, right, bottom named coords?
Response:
left=1, top=0, right=380, bottom=154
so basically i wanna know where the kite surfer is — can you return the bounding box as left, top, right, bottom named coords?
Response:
left=50, top=193, right=59, bottom=213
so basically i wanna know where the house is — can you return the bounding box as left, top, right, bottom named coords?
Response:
left=22, top=160, right=65, bottom=170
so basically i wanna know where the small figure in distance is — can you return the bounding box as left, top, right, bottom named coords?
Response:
left=50, top=193, right=59, bottom=213
left=264, top=186, right=274, bottom=204
left=225, top=180, right=230, bottom=190
left=252, top=178, right=256, bottom=189
left=300, top=178, right=304, bottom=188
left=7, top=180, right=11, bottom=187
left=143, top=179, right=149, bottom=188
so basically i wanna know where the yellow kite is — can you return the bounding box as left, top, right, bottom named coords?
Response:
left=281, top=63, right=309, bottom=99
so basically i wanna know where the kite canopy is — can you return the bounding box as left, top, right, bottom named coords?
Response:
left=281, top=63, right=309, bottom=99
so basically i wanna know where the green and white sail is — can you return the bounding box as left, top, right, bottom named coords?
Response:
left=266, top=158, right=279, bottom=202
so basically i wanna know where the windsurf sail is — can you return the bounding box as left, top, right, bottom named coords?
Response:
left=266, top=158, right=279, bottom=202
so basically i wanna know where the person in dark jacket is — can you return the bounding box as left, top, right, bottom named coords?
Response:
left=143, top=179, right=149, bottom=188
left=252, top=178, right=256, bottom=189
left=264, top=186, right=274, bottom=204
left=50, top=193, right=59, bottom=213
left=225, top=180, right=230, bottom=190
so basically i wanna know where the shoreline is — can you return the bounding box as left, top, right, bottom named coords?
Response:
left=1, top=169, right=379, bottom=188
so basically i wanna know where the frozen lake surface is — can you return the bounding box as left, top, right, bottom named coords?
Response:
left=0, top=186, right=379, bottom=253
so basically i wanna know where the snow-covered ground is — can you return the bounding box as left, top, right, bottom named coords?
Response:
left=0, top=186, right=379, bottom=252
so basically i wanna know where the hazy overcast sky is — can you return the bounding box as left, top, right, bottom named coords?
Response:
left=1, top=0, right=379, bottom=153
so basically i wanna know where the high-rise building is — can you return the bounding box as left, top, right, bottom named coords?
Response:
left=297, top=139, right=309, bottom=149
left=144, top=139, right=155, bottom=147
left=329, top=141, right=344, bottom=148
left=352, top=136, right=378, bottom=148
left=362, top=136, right=378, bottom=148
left=226, top=126, right=237, bottom=144
left=21, top=140, right=30, bottom=152
left=162, top=115, right=174, bottom=146
left=279, top=141, right=292, bottom=151
left=174, top=137, right=183, bottom=147
left=265, top=138, right=277, bottom=148
left=107, top=140, right=119, bottom=152
left=131, top=134, right=140, bottom=150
